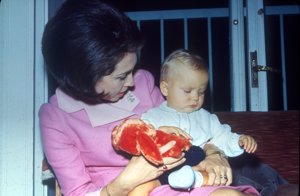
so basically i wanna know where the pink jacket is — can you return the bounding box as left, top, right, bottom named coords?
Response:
left=40, top=70, right=164, bottom=196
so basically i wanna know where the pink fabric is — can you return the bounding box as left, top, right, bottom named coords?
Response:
left=151, top=185, right=259, bottom=195
left=39, top=69, right=259, bottom=196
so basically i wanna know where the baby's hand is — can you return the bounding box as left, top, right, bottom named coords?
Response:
left=238, top=135, right=257, bottom=153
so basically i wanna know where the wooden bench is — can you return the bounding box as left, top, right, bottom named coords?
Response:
left=215, top=110, right=299, bottom=185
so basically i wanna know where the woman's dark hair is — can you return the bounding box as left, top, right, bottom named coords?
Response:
left=42, top=0, right=144, bottom=103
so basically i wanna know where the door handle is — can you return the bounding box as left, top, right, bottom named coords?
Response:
left=252, top=65, right=280, bottom=74
left=250, top=51, right=280, bottom=88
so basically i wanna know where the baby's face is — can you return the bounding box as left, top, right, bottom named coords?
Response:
left=161, top=66, right=208, bottom=113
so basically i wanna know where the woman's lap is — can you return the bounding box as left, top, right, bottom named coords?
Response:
left=150, top=185, right=260, bottom=195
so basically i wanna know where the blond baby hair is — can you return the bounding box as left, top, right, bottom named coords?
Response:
left=160, top=49, right=208, bottom=82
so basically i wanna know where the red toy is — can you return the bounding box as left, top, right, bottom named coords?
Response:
left=112, top=118, right=191, bottom=166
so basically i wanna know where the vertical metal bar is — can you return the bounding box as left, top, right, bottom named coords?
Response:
left=184, top=18, right=188, bottom=49
left=229, top=0, right=247, bottom=111
left=160, top=19, right=165, bottom=64
left=40, top=0, right=49, bottom=195
left=136, top=20, right=141, bottom=30
left=207, top=17, right=214, bottom=112
left=280, top=15, right=288, bottom=110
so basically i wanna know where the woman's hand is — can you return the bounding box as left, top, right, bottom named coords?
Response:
left=108, top=141, right=186, bottom=196
left=158, top=126, right=192, bottom=140
left=192, top=144, right=232, bottom=186
left=159, top=141, right=187, bottom=171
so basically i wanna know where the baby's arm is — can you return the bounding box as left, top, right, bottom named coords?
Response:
left=238, top=135, right=257, bottom=153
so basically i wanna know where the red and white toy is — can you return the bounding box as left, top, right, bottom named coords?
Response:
left=112, top=118, right=191, bottom=166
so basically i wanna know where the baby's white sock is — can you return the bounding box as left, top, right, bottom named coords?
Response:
left=168, top=165, right=195, bottom=189
left=193, top=171, right=205, bottom=187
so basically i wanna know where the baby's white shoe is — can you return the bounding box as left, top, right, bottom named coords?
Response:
left=168, top=165, right=195, bottom=189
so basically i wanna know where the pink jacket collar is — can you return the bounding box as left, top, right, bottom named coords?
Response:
left=56, top=88, right=140, bottom=127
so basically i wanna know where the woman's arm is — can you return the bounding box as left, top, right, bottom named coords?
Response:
left=100, top=141, right=186, bottom=196
left=193, top=143, right=232, bottom=186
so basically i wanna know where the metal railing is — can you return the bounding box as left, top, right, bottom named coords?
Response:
left=126, top=5, right=300, bottom=111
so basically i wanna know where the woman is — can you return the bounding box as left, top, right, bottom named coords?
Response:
left=40, top=0, right=259, bottom=195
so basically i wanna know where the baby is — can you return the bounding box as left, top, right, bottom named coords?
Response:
left=141, top=49, right=257, bottom=189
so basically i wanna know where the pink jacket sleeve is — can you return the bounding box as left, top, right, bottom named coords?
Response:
left=40, top=105, right=99, bottom=196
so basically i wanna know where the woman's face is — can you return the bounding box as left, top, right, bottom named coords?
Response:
left=94, top=52, right=137, bottom=102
